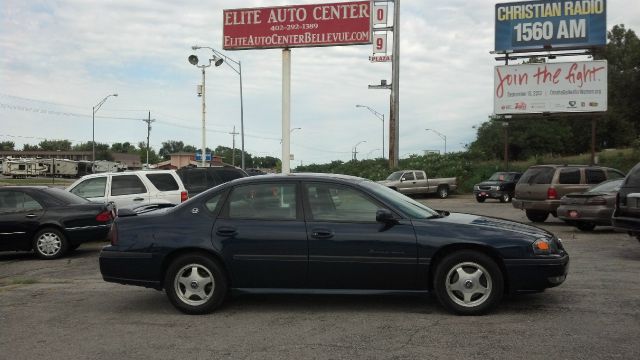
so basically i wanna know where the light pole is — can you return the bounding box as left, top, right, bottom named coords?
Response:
left=193, top=46, right=245, bottom=170
left=366, top=148, right=381, bottom=159
left=92, top=94, right=118, bottom=164
left=353, top=140, right=367, bottom=161
left=425, top=128, right=447, bottom=154
left=189, top=48, right=223, bottom=167
left=280, top=127, right=301, bottom=144
left=355, top=104, right=385, bottom=159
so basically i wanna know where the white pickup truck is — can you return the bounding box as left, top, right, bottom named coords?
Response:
left=378, top=170, right=457, bottom=198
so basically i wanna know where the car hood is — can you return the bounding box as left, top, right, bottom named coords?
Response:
left=419, top=212, right=552, bottom=239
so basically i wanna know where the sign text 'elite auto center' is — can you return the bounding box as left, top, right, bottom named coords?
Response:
left=495, top=0, right=606, bottom=52
left=223, top=1, right=372, bottom=50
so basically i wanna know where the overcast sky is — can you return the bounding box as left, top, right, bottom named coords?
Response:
left=1, top=0, right=638, bottom=165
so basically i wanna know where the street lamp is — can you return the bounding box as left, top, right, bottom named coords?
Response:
left=280, top=127, right=302, bottom=144
left=366, top=148, right=381, bottom=159
left=356, top=104, right=385, bottom=159
left=192, top=46, right=246, bottom=170
left=189, top=48, right=223, bottom=167
left=92, top=94, right=118, bottom=163
left=425, top=128, right=447, bottom=154
left=353, top=140, right=367, bottom=160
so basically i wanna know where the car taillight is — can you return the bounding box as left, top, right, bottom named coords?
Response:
left=547, top=187, right=558, bottom=200
left=109, top=223, right=118, bottom=246
left=96, top=210, right=113, bottom=222
left=181, top=191, right=188, bottom=202
left=586, top=196, right=607, bottom=205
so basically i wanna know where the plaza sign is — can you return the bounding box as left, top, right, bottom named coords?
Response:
left=495, top=0, right=607, bottom=52
left=494, top=60, right=607, bottom=115
left=223, top=1, right=372, bottom=50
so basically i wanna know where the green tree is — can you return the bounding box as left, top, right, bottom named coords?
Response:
left=0, top=141, right=15, bottom=150
left=38, top=139, right=72, bottom=151
left=22, top=144, right=39, bottom=151
left=111, top=142, right=137, bottom=154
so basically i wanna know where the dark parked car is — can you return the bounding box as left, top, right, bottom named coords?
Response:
left=0, top=186, right=114, bottom=259
left=612, top=162, right=640, bottom=242
left=176, top=166, right=247, bottom=196
left=100, top=173, right=569, bottom=316
left=245, top=168, right=267, bottom=176
left=473, top=172, right=522, bottom=203
left=557, top=179, right=624, bottom=231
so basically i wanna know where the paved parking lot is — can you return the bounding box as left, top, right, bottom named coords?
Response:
left=1, top=195, right=639, bottom=359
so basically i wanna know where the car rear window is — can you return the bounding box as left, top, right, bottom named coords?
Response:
left=215, top=169, right=245, bottom=183
left=519, top=167, right=554, bottom=185
left=586, top=169, right=606, bottom=184
left=558, top=168, right=581, bottom=184
left=145, top=173, right=179, bottom=191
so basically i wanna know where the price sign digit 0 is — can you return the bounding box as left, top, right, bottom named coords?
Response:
left=373, top=4, right=387, bottom=25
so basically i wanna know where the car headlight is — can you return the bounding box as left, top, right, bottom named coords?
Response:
left=532, top=238, right=559, bottom=255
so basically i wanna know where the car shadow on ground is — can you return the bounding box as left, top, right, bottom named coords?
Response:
left=0, top=245, right=103, bottom=262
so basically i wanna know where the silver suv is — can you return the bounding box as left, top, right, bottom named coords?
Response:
left=512, top=165, right=625, bottom=222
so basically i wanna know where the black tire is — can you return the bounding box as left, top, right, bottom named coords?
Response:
left=499, top=193, right=511, bottom=203
left=164, top=253, right=227, bottom=315
left=32, top=227, right=68, bottom=260
left=525, top=210, right=549, bottom=223
left=475, top=196, right=486, bottom=203
left=433, top=250, right=504, bottom=315
left=575, top=222, right=596, bottom=232
left=437, top=185, right=449, bottom=199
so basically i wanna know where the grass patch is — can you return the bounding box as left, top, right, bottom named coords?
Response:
left=0, top=178, right=74, bottom=186
left=7, top=277, right=39, bottom=285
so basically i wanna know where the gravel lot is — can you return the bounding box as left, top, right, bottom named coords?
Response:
left=1, top=195, right=639, bottom=359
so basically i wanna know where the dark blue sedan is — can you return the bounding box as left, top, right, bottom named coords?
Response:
left=100, top=173, right=569, bottom=315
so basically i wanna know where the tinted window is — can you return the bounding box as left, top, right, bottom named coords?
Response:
left=558, top=169, right=581, bottom=184
left=588, top=179, right=623, bottom=193
left=520, top=167, right=554, bottom=184
left=145, top=173, right=179, bottom=191
left=586, top=169, right=606, bottom=184
left=361, top=181, right=439, bottom=219
left=0, top=191, right=42, bottom=212
left=205, top=193, right=223, bottom=213
left=403, top=172, right=415, bottom=181
left=111, top=175, right=147, bottom=196
left=22, top=193, right=42, bottom=210
left=71, top=177, right=107, bottom=198
left=607, top=169, right=625, bottom=180
left=43, top=188, right=89, bottom=204
left=215, top=169, right=245, bottom=183
left=306, top=183, right=379, bottom=222
left=415, top=172, right=425, bottom=180
left=227, top=183, right=296, bottom=220
left=186, top=170, right=208, bottom=188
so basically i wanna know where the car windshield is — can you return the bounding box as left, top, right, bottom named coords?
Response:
left=360, top=180, right=440, bottom=219
left=386, top=171, right=404, bottom=181
left=488, top=172, right=511, bottom=181
left=588, top=179, right=624, bottom=193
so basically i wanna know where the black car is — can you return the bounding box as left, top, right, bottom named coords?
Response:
left=100, top=173, right=569, bottom=316
left=612, top=162, right=640, bottom=242
left=176, top=166, right=247, bottom=196
left=474, top=172, right=522, bottom=203
left=0, top=186, right=114, bottom=259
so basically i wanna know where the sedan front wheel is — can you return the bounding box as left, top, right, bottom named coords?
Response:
left=434, top=250, right=504, bottom=315
left=165, top=254, right=227, bottom=314
left=33, top=228, right=68, bottom=259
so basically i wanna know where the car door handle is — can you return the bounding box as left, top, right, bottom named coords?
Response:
left=25, top=214, right=37, bottom=218
left=311, top=229, right=334, bottom=239
left=133, top=198, right=145, bottom=201
left=216, top=227, right=237, bottom=237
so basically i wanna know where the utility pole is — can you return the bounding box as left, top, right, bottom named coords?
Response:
left=229, top=126, right=239, bottom=166
left=142, top=112, right=156, bottom=168
left=390, top=0, right=401, bottom=168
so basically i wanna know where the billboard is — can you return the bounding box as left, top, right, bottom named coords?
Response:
left=495, top=0, right=606, bottom=52
left=223, top=1, right=372, bottom=50
left=494, top=60, right=607, bottom=115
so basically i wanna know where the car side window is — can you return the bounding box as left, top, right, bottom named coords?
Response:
left=415, top=172, right=425, bottom=180
left=404, top=172, right=415, bottom=181
left=607, top=170, right=625, bottom=180
left=111, top=175, right=147, bottom=196
left=70, top=177, right=107, bottom=198
left=558, top=169, right=581, bottom=184
left=586, top=169, right=606, bottom=184
left=0, top=191, right=42, bottom=213
left=305, top=183, right=380, bottom=222
left=145, top=173, right=179, bottom=191
left=204, top=193, right=223, bottom=213
left=227, top=183, right=297, bottom=220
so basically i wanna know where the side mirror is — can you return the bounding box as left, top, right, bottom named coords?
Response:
left=400, top=177, right=406, bottom=182
left=376, top=209, right=396, bottom=223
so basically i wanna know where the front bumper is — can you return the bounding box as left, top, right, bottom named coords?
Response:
left=512, top=199, right=561, bottom=212
left=474, top=190, right=506, bottom=199
left=504, top=252, right=569, bottom=292
left=99, top=246, right=163, bottom=289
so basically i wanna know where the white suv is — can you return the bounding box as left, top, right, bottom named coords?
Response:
left=67, top=170, right=188, bottom=208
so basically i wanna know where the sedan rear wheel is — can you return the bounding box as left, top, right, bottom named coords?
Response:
left=434, top=250, right=503, bottom=315
left=33, top=228, right=68, bottom=259
left=165, top=254, right=227, bottom=314
left=437, top=186, right=449, bottom=199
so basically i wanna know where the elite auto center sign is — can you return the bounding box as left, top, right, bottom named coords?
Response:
left=223, top=1, right=372, bottom=50
left=495, top=0, right=606, bottom=52
left=494, top=60, right=607, bottom=115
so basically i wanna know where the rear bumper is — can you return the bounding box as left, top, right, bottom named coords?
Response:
left=99, top=247, right=162, bottom=289
left=504, top=253, right=569, bottom=292
left=512, top=199, right=561, bottom=213
left=557, top=206, right=613, bottom=225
